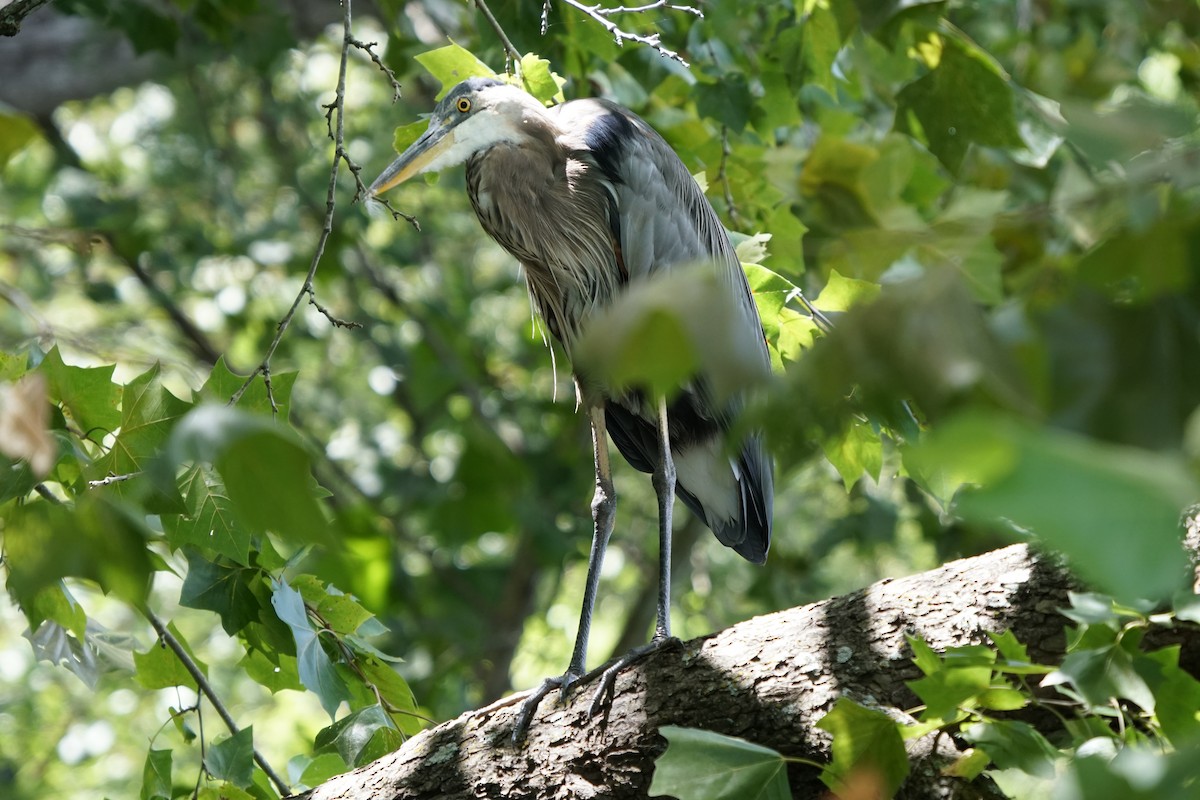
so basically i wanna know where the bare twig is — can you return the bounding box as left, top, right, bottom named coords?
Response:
left=716, top=126, right=742, bottom=229
left=144, top=611, right=290, bottom=796
left=586, top=0, right=702, bottom=17
left=230, top=0, right=362, bottom=412
left=87, top=472, right=141, bottom=488
left=473, top=0, right=522, bottom=73
left=348, top=38, right=402, bottom=103
left=305, top=285, right=362, bottom=329
left=785, top=287, right=835, bottom=333
left=0, top=0, right=50, bottom=36
left=552, top=0, right=699, bottom=65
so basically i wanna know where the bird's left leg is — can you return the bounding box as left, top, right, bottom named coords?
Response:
left=511, top=397, right=616, bottom=743
left=588, top=394, right=681, bottom=716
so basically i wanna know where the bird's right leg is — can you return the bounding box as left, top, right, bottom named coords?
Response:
left=511, top=399, right=615, bottom=744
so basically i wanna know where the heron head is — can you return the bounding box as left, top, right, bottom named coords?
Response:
left=369, top=77, right=539, bottom=196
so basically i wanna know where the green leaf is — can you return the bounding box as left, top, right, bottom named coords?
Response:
left=822, top=417, right=883, bottom=488
left=961, top=720, right=1057, bottom=778
left=1077, top=217, right=1191, bottom=303
left=203, top=357, right=296, bottom=420
left=315, top=705, right=400, bottom=768
left=164, top=464, right=251, bottom=565
left=271, top=578, right=350, bottom=718
left=1043, top=642, right=1155, bottom=713
left=743, top=264, right=816, bottom=368
left=140, top=748, right=173, bottom=800
left=816, top=699, right=909, bottom=797
left=1137, top=646, right=1200, bottom=743
left=4, top=495, right=154, bottom=618
left=815, top=270, right=881, bottom=312
left=296, top=752, right=349, bottom=788
left=649, top=726, right=790, bottom=800
left=908, top=652, right=992, bottom=723
left=179, top=550, right=262, bottom=634
left=90, top=363, right=191, bottom=512
left=696, top=74, right=753, bottom=134
left=37, top=346, right=121, bottom=438
left=355, top=651, right=420, bottom=735
left=414, top=44, right=496, bottom=98
left=518, top=53, right=565, bottom=105
left=165, top=405, right=331, bottom=546
left=391, top=120, right=428, bottom=156
left=240, top=648, right=304, bottom=693
left=204, top=727, right=255, bottom=788
left=910, top=411, right=1196, bottom=601
left=895, top=42, right=1023, bottom=173
left=134, top=622, right=208, bottom=689
left=0, top=110, right=38, bottom=168
left=574, top=267, right=771, bottom=402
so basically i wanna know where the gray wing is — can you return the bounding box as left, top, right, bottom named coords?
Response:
left=555, top=98, right=774, bottom=563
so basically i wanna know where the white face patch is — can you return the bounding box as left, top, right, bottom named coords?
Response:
left=422, top=107, right=525, bottom=175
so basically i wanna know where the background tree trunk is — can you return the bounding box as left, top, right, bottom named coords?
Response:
left=295, top=544, right=1110, bottom=800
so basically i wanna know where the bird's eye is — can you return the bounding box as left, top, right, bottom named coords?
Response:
left=456, top=98, right=472, bottom=113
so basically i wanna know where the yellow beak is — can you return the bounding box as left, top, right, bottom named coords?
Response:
left=368, top=122, right=454, bottom=196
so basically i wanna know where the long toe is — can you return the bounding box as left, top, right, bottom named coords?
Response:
left=588, top=636, right=681, bottom=718
left=511, top=671, right=580, bottom=745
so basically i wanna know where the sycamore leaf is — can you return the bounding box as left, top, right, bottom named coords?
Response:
left=414, top=44, right=496, bottom=98
left=37, top=346, right=121, bottom=438
left=816, top=698, right=909, bottom=798
left=271, top=578, right=351, bottom=718
left=140, top=749, right=173, bottom=800
left=204, top=727, right=255, bottom=788
left=164, top=464, right=250, bottom=565
left=649, top=726, right=790, bottom=800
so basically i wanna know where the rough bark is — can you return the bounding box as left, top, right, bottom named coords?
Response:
left=296, top=544, right=1092, bottom=800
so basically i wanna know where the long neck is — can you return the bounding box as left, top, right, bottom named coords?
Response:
left=466, top=130, right=622, bottom=351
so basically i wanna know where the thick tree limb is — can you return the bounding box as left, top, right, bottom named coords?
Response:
left=297, top=544, right=1094, bottom=800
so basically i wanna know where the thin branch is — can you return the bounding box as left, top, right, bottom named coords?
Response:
left=144, top=611, right=290, bottom=796
left=87, top=472, right=141, bottom=488
left=305, top=285, right=362, bottom=329
left=348, top=38, right=402, bottom=103
left=552, top=0, right=698, bottom=65
left=473, top=0, right=522, bottom=73
left=716, top=125, right=742, bottom=229
left=0, top=0, right=50, bottom=36
left=585, top=0, right=702, bottom=17
left=230, top=0, right=361, bottom=412
left=785, top=287, right=835, bottom=333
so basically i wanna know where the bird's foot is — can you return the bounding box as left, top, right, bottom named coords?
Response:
left=588, top=635, right=682, bottom=718
left=510, top=670, right=582, bottom=745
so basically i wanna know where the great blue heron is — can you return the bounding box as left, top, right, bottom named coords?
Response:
left=369, top=77, right=773, bottom=739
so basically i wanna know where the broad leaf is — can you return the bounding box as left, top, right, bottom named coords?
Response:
left=204, top=727, right=255, bottom=788
left=271, top=578, right=350, bottom=718
left=140, top=748, right=173, bottom=800
left=649, top=726, right=790, bottom=800
left=414, top=44, right=496, bottom=97
left=816, top=698, right=909, bottom=798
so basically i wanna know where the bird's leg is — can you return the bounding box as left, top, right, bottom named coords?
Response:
left=588, top=395, right=680, bottom=717
left=511, top=400, right=615, bottom=744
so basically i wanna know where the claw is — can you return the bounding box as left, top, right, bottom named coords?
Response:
left=588, top=635, right=681, bottom=718
left=511, top=670, right=581, bottom=744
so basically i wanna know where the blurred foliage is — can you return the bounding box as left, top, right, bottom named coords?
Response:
left=1, top=0, right=1200, bottom=796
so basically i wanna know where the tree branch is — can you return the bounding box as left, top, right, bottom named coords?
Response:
left=298, top=544, right=1100, bottom=799
left=473, top=0, right=521, bottom=73
left=550, top=0, right=700, bottom=66
left=0, top=0, right=50, bottom=36
left=230, top=0, right=360, bottom=412
left=144, top=611, right=290, bottom=796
